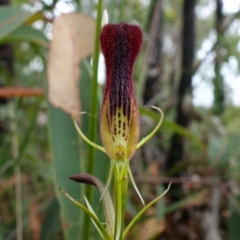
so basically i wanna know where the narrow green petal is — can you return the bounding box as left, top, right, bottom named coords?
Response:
left=137, top=106, right=164, bottom=149
left=123, top=182, right=172, bottom=238
left=73, top=112, right=106, bottom=153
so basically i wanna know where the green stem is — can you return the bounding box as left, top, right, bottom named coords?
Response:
left=83, top=0, right=103, bottom=239
left=114, top=160, right=128, bottom=240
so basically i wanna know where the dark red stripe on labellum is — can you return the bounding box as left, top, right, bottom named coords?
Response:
left=100, top=23, right=142, bottom=120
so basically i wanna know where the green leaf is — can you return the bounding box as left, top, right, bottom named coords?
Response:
left=84, top=196, right=106, bottom=240
left=0, top=6, right=32, bottom=40
left=227, top=195, right=240, bottom=240
left=70, top=173, right=115, bottom=237
left=1, top=25, right=49, bottom=47
left=40, top=199, right=61, bottom=240
left=48, top=105, right=82, bottom=239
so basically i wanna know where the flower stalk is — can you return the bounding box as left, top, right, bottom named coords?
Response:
left=114, top=160, right=128, bottom=240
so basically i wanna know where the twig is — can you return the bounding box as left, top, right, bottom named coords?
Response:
left=0, top=87, right=44, bottom=98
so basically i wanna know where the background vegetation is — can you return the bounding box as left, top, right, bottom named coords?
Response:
left=0, top=0, right=240, bottom=239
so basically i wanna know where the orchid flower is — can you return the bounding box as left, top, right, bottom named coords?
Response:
left=65, top=21, right=167, bottom=240
left=74, top=23, right=164, bottom=205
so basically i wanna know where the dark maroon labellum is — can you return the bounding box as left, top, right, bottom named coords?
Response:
left=100, top=23, right=142, bottom=120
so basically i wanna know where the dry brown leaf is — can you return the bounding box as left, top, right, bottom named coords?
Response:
left=28, top=199, right=42, bottom=240
left=48, top=13, right=95, bottom=116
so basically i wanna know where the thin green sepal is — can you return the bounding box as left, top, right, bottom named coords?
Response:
left=123, top=182, right=172, bottom=238
left=73, top=112, right=106, bottom=153
left=137, top=106, right=164, bottom=149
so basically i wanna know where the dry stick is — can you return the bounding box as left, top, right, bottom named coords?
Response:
left=0, top=87, right=44, bottom=98
left=134, top=176, right=240, bottom=187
